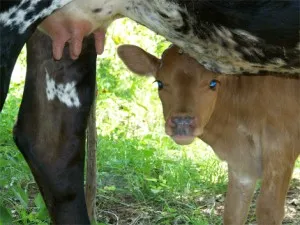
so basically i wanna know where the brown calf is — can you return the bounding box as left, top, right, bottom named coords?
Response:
left=117, top=44, right=300, bottom=225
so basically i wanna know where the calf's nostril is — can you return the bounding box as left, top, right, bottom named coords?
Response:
left=171, top=116, right=195, bottom=126
left=171, top=117, right=180, bottom=124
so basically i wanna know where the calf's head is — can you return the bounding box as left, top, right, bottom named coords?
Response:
left=118, top=45, right=221, bottom=145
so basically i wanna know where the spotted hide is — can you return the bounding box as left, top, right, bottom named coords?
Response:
left=41, top=0, right=300, bottom=75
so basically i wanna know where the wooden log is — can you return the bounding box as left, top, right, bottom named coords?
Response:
left=85, top=88, right=97, bottom=223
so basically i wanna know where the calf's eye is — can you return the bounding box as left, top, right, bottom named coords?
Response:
left=154, top=80, right=164, bottom=90
left=209, top=79, right=218, bottom=90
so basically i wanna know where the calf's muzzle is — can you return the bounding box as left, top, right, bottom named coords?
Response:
left=167, top=116, right=196, bottom=145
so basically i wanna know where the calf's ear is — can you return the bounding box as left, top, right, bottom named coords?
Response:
left=117, top=45, right=160, bottom=76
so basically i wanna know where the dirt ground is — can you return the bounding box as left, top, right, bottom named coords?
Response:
left=96, top=170, right=300, bottom=225
left=23, top=168, right=300, bottom=224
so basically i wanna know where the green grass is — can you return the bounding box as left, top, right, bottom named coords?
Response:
left=0, top=18, right=299, bottom=225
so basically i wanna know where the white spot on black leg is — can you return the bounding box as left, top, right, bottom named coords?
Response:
left=45, top=69, right=81, bottom=108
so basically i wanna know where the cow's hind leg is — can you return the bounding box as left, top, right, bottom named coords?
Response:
left=256, top=150, right=296, bottom=225
left=223, top=167, right=257, bottom=225
left=13, top=30, right=97, bottom=224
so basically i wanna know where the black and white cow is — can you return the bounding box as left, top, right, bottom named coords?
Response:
left=1, top=0, right=299, bottom=224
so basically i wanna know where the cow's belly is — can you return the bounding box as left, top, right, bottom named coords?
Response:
left=47, top=0, right=300, bottom=75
